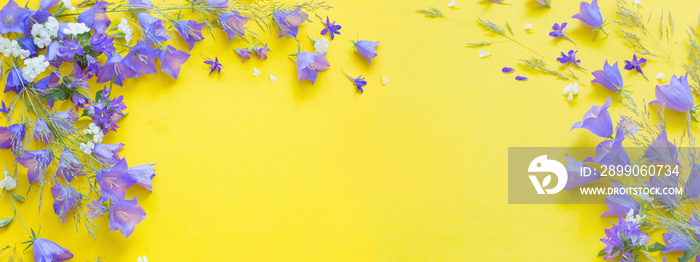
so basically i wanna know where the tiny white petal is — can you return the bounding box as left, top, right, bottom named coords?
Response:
left=563, top=83, right=572, bottom=95
left=478, top=50, right=492, bottom=58
left=448, top=0, right=457, bottom=8
left=253, top=67, right=260, bottom=77
left=524, top=23, right=532, bottom=31
left=381, top=76, right=389, bottom=85
left=269, top=74, right=277, bottom=83
left=567, top=93, right=573, bottom=101
left=572, top=82, right=579, bottom=95
left=633, top=0, right=641, bottom=5
left=656, top=72, right=664, bottom=80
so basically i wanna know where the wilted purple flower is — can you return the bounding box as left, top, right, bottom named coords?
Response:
left=585, top=127, right=631, bottom=167
left=0, top=0, right=31, bottom=34
left=96, top=158, right=135, bottom=201
left=86, top=200, right=106, bottom=219
left=92, top=143, right=124, bottom=165
left=572, top=0, right=604, bottom=29
left=557, top=50, right=584, bottom=69
left=56, top=150, right=84, bottom=181
left=624, top=54, right=647, bottom=79
left=207, top=0, right=227, bottom=8
left=571, top=97, right=613, bottom=138
left=600, top=217, right=650, bottom=261
left=646, top=125, right=681, bottom=167
left=687, top=164, right=700, bottom=199
left=342, top=71, right=367, bottom=93
left=296, top=52, right=330, bottom=84
left=32, top=238, right=73, bottom=262
left=51, top=183, right=79, bottom=222
left=321, top=16, right=341, bottom=40
left=0, top=101, right=9, bottom=114
left=18, top=150, right=52, bottom=184
left=353, top=40, right=380, bottom=64
left=204, top=56, right=223, bottom=74
left=591, top=61, right=624, bottom=92
left=549, top=23, right=575, bottom=44
left=78, top=0, right=110, bottom=33
left=601, top=184, right=639, bottom=217
left=219, top=12, right=248, bottom=41
left=96, top=52, right=137, bottom=86
left=109, top=197, right=146, bottom=238
left=255, top=44, right=270, bottom=60
left=18, top=37, right=37, bottom=57
left=649, top=73, right=694, bottom=113
left=235, top=48, right=252, bottom=62
left=159, top=45, right=190, bottom=79
left=662, top=229, right=693, bottom=253
left=122, top=40, right=159, bottom=77
left=176, top=20, right=205, bottom=50
left=137, top=12, right=171, bottom=45
left=5, top=67, right=27, bottom=94
left=563, top=154, right=597, bottom=190
left=273, top=8, right=308, bottom=38
left=33, top=118, right=53, bottom=144
left=130, top=0, right=153, bottom=8
left=0, top=123, right=25, bottom=154
left=128, top=164, right=155, bottom=191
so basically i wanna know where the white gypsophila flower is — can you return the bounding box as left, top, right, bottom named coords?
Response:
left=63, top=23, right=90, bottom=36
left=137, top=256, right=148, bottom=262
left=0, top=37, right=30, bottom=59
left=83, top=123, right=104, bottom=143
left=0, top=175, right=17, bottom=190
left=21, top=55, right=49, bottom=82
left=79, top=141, right=95, bottom=154
left=314, top=38, right=329, bottom=53
left=62, top=0, right=76, bottom=11
left=32, top=17, right=59, bottom=48
left=118, top=18, right=133, bottom=43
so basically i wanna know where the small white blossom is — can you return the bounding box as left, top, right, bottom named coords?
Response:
left=137, top=256, right=148, bottom=262
left=63, top=22, right=90, bottom=36
left=79, top=141, right=95, bottom=154
left=563, top=82, right=579, bottom=101
left=31, top=16, right=59, bottom=48
left=21, top=55, right=50, bottom=82
left=62, top=0, right=76, bottom=11
left=269, top=74, right=277, bottom=83
left=633, top=0, right=641, bottom=5
left=83, top=123, right=104, bottom=143
left=478, top=50, right=492, bottom=58
left=118, top=18, right=133, bottom=43
left=448, top=0, right=457, bottom=8
left=625, top=208, right=645, bottom=224
left=0, top=175, right=17, bottom=191
left=524, top=23, right=532, bottom=31
left=313, top=38, right=329, bottom=53
left=253, top=67, right=260, bottom=77
left=656, top=72, right=665, bottom=81
left=381, top=76, right=389, bottom=85
left=0, top=37, right=30, bottom=59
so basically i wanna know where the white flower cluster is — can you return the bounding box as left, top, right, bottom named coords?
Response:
left=79, top=141, right=95, bottom=154
left=0, top=175, right=17, bottom=190
left=0, top=37, right=30, bottom=59
left=62, top=0, right=76, bottom=11
left=21, top=55, right=49, bottom=82
left=118, top=18, right=133, bottom=43
left=63, top=22, right=90, bottom=36
left=83, top=123, right=104, bottom=143
left=31, top=16, right=59, bottom=48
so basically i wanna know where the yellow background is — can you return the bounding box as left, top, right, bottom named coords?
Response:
left=1, top=0, right=699, bottom=261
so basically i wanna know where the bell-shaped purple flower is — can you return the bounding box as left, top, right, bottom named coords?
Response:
left=592, top=61, right=623, bottom=92
left=40, top=0, right=60, bottom=10
left=23, top=10, right=51, bottom=37
left=255, top=44, right=270, bottom=60
left=32, top=238, right=73, bottom=262
left=649, top=73, right=694, bottom=113
left=235, top=48, right=252, bottom=62
left=122, top=41, right=159, bottom=78
left=137, top=12, right=171, bottom=45
left=33, top=118, right=53, bottom=144
left=646, top=125, right=682, bottom=167
left=78, top=0, right=110, bottom=33
left=159, top=45, right=190, bottom=79
left=109, top=197, right=146, bottom=238
left=273, top=8, right=307, bottom=38
left=207, top=0, right=227, bottom=8
left=96, top=52, right=137, bottom=86
left=584, top=127, right=631, bottom=167
left=86, top=199, right=106, bottom=219
left=5, top=67, right=27, bottom=94
left=0, top=0, right=31, bottom=34
left=96, top=158, right=135, bottom=201
left=93, top=143, right=124, bottom=165
left=130, top=0, right=153, bottom=8
left=686, top=164, right=700, bottom=199
left=649, top=174, right=679, bottom=208
left=353, top=40, right=380, bottom=64
left=563, top=154, right=597, bottom=190
left=571, top=97, right=613, bottom=138
left=0, top=123, right=25, bottom=154
left=89, top=33, right=116, bottom=55
left=219, top=12, right=248, bottom=41
left=18, top=150, right=52, bottom=184
left=176, top=20, right=205, bottom=50
left=56, top=150, right=84, bottom=181
left=296, top=52, right=330, bottom=84
left=52, top=183, right=79, bottom=222
left=129, top=164, right=155, bottom=191
left=18, top=37, right=37, bottom=57
left=662, top=229, right=693, bottom=253
left=601, top=184, right=639, bottom=217
left=51, top=109, right=78, bottom=134
left=572, top=0, right=603, bottom=29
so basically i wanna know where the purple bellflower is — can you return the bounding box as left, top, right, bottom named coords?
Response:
left=563, top=154, right=597, bottom=190
left=572, top=0, right=607, bottom=37
left=353, top=40, right=380, bottom=64
left=296, top=52, right=330, bottom=84
left=235, top=48, right=252, bottom=62
left=646, top=125, right=681, bottom=167
left=89, top=33, right=116, bottom=55
left=687, top=164, right=700, bottom=199
left=86, top=200, right=106, bottom=219
left=176, top=20, right=205, bottom=51
left=549, top=23, right=575, bottom=44
left=0, top=0, right=31, bottom=34
left=600, top=216, right=650, bottom=261
left=159, top=45, right=190, bottom=79
left=649, top=175, right=679, bottom=208
left=321, top=16, right=341, bottom=40
left=255, top=44, right=270, bottom=60
left=0, top=101, right=9, bottom=114
left=39, top=0, right=60, bottom=10
left=18, top=150, right=52, bottom=184
left=51, top=109, right=78, bottom=134
left=5, top=67, right=27, bottom=94
left=51, top=183, right=79, bottom=222
left=624, top=55, right=647, bottom=80
left=18, top=37, right=37, bottom=57
left=649, top=73, right=695, bottom=113
left=204, top=56, right=223, bottom=74
left=32, top=238, right=73, bottom=262
left=662, top=229, right=693, bottom=253
left=96, top=52, right=137, bottom=86
left=273, top=8, right=308, bottom=38
left=0, top=123, right=25, bottom=154
left=93, top=143, right=124, bottom=165
left=601, top=184, right=639, bottom=217
left=536, top=0, right=551, bottom=7
left=96, top=158, right=135, bottom=201
left=219, top=12, right=248, bottom=41
left=571, top=97, right=613, bottom=138
left=130, top=0, right=153, bottom=8
left=109, top=197, right=147, bottom=238
left=585, top=127, right=631, bottom=167
left=33, top=118, right=53, bottom=144
left=78, top=1, right=110, bottom=33
left=206, top=0, right=228, bottom=9
left=23, top=10, right=51, bottom=37
left=128, top=164, right=156, bottom=191
left=557, top=50, right=584, bottom=69
left=56, top=150, right=85, bottom=181
left=137, top=12, right=171, bottom=45
left=123, top=40, right=159, bottom=77
left=591, top=61, right=624, bottom=92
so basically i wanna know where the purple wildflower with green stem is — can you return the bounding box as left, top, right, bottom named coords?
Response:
left=204, top=56, right=223, bottom=74
left=122, top=40, right=160, bottom=77
left=600, top=216, right=651, bottom=261
left=274, top=8, right=308, bottom=38
left=32, top=238, right=73, bottom=262
left=220, top=12, right=248, bottom=41
left=624, top=54, right=647, bottom=80
left=235, top=48, right=253, bottom=62
left=557, top=50, right=585, bottom=70
left=353, top=40, right=380, bottom=64
left=18, top=150, right=52, bottom=184
left=571, top=97, right=613, bottom=138
left=296, top=52, right=330, bottom=84
left=342, top=70, right=367, bottom=93
left=321, top=16, right=341, bottom=40
left=51, top=183, right=79, bottom=222
left=649, top=73, right=695, bottom=114
left=176, top=20, right=206, bottom=51
left=77, top=0, right=110, bottom=33
left=109, top=197, right=147, bottom=238
left=572, top=0, right=607, bottom=39
left=591, top=61, right=623, bottom=92
left=159, top=45, right=191, bottom=79
left=549, top=23, right=575, bottom=45
left=255, top=44, right=270, bottom=60
left=138, top=12, right=171, bottom=45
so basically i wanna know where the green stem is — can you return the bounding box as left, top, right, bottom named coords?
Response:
left=506, top=36, right=544, bottom=58
left=7, top=190, right=30, bottom=236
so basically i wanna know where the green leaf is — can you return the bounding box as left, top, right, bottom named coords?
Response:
left=506, top=21, right=514, bottom=36
left=0, top=217, right=12, bottom=228
left=679, top=249, right=695, bottom=262
left=12, top=192, right=24, bottom=203
left=42, top=87, right=71, bottom=101
left=646, top=242, right=667, bottom=252
left=597, top=249, right=606, bottom=257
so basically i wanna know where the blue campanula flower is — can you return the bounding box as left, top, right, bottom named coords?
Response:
left=32, top=238, right=73, bottom=262
left=600, top=217, right=650, bottom=261
left=159, top=45, right=191, bottom=79
left=601, top=183, right=639, bottom=217
left=353, top=40, right=380, bottom=64
left=572, top=0, right=604, bottom=30
left=646, top=125, right=681, bottom=167
left=662, top=229, right=693, bottom=253
left=96, top=158, right=135, bottom=201
left=33, top=118, right=53, bottom=144
left=89, top=32, right=116, bottom=55
left=18, top=37, right=37, bottom=57
left=563, top=155, right=597, bottom=190
left=51, top=109, right=78, bottom=134
left=591, top=61, right=623, bottom=92
left=571, top=97, right=613, bottom=138
left=219, top=12, right=248, bottom=41
left=176, top=20, right=205, bottom=50
left=56, top=150, right=84, bottom=181
left=207, top=0, right=228, bottom=9
left=130, top=0, right=153, bottom=8
left=5, top=67, right=27, bottom=94
left=18, top=150, right=52, bottom=184
left=128, top=164, right=156, bottom=191
left=321, top=16, right=341, bottom=40
left=273, top=8, right=307, bottom=38
left=78, top=1, right=110, bottom=33
left=235, top=48, right=252, bottom=62
left=109, top=197, right=146, bottom=238
left=86, top=199, right=106, bottom=219
left=255, top=44, right=270, bottom=60
left=122, top=40, right=159, bottom=77
left=296, top=52, right=330, bottom=84
left=0, top=123, right=25, bottom=154
left=137, top=12, right=171, bottom=45
left=51, top=183, right=79, bottom=222
left=92, top=143, right=124, bottom=165
left=96, top=52, right=137, bottom=86
left=0, top=0, right=31, bottom=34
left=649, top=73, right=695, bottom=113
